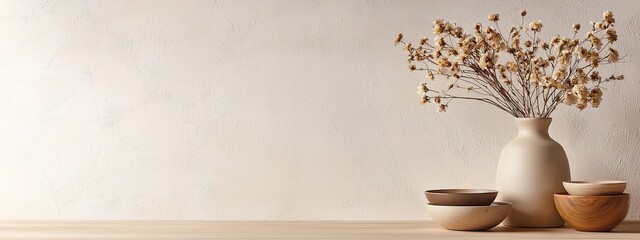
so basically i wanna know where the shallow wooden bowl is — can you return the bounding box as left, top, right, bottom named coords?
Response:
left=425, top=189, right=497, bottom=206
left=554, top=193, right=629, bottom=232
left=563, top=180, right=626, bottom=196
left=427, top=202, right=511, bottom=231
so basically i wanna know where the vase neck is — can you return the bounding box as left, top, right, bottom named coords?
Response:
left=515, top=118, right=551, bottom=137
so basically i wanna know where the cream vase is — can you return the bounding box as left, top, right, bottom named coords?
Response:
left=496, top=118, right=571, bottom=227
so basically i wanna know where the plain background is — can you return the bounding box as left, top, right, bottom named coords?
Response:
left=0, top=0, right=638, bottom=220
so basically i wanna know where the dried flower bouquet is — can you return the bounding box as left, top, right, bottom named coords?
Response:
left=395, top=10, right=624, bottom=117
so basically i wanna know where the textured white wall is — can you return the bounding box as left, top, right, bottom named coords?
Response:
left=0, top=0, right=638, bottom=220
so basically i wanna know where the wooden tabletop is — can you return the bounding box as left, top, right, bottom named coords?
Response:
left=0, top=221, right=637, bottom=239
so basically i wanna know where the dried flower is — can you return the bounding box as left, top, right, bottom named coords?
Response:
left=433, top=19, right=444, bottom=34
left=594, top=22, right=604, bottom=30
left=479, top=53, right=496, bottom=69
left=541, top=41, right=550, bottom=50
left=506, top=61, right=518, bottom=72
left=520, top=9, right=527, bottom=17
left=474, top=22, right=482, bottom=33
left=437, top=104, right=447, bottom=112
left=606, top=29, right=618, bottom=42
left=589, top=50, right=600, bottom=67
left=574, top=46, right=589, bottom=59
left=573, top=23, right=581, bottom=32
left=589, top=34, right=602, bottom=50
left=431, top=50, right=441, bottom=59
left=590, top=87, right=603, bottom=107
left=450, top=61, right=459, bottom=74
left=590, top=71, right=601, bottom=82
left=409, top=64, right=417, bottom=71
left=529, top=20, right=543, bottom=32
left=434, top=24, right=444, bottom=35
left=435, top=37, right=446, bottom=47
left=608, top=48, right=620, bottom=63
left=437, top=57, right=451, bottom=68
left=551, top=35, right=560, bottom=45
left=404, top=42, right=413, bottom=51
left=511, top=32, right=521, bottom=48
left=420, top=37, right=429, bottom=45
left=572, top=84, right=588, bottom=110
left=563, top=91, right=578, bottom=105
left=417, top=82, right=428, bottom=95
left=394, top=33, right=403, bottom=46
left=420, top=95, right=430, bottom=104
left=603, top=10, right=615, bottom=24
left=573, top=84, right=588, bottom=98
left=488, top=13, right=500, bottom=22
left=427, top=71, right=435, bottom=80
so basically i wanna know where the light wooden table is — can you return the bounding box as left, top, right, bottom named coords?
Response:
left=0, top=221, right=637, bottom=239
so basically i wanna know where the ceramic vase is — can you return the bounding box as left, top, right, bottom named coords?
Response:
left=496, top=118, right=571, bottom=227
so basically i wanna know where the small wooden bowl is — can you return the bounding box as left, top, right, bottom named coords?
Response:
left=425, top=189, right=497, bottom=206
left=563, top=180, right=626, bottom=196
left=554, top=193, right=629, bottom=232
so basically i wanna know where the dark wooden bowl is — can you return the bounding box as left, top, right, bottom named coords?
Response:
left=554, top=193, right=629, bottom=232
left=425, top=189, right=498, bottom=206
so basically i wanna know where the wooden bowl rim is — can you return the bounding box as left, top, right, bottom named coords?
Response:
left=554, top=192, right=629, bottom=198
left=563, top=180, right=626, bottom=185
left=426, top=201, right=511, bottom=209
left=425, top=189, right=498, bottom=195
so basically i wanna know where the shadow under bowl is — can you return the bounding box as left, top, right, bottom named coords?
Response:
left=427, top=202, right=511, bottom=231
left=425, top=189, right=498, bottom=206
left=554, top=193, right=629, bottom=232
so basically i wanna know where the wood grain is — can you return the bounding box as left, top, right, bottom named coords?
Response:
left=555, top=193, right=629, bottom=232
left=0, top=221, right=637, bottom=239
